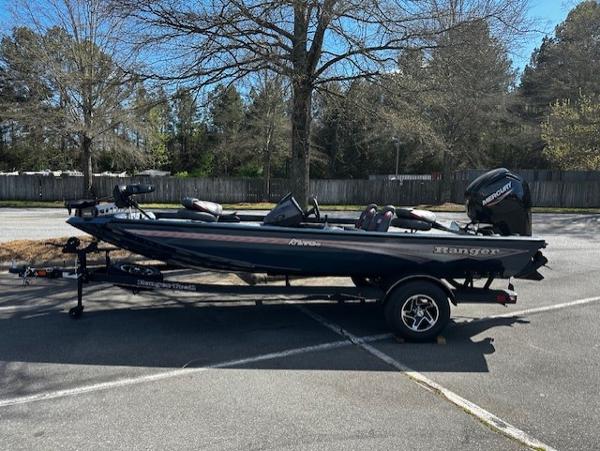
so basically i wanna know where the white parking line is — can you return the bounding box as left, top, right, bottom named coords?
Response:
left=469, top=295, right=600, bottom=322
left=297, top=306, right=557, bottom=451
left=0, top=333, right=391, bottom=409
left=0, top=304, right=68, bottom=312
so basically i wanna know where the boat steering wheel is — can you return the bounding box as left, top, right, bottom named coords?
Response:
left=307, top=196, right=321, bottom=221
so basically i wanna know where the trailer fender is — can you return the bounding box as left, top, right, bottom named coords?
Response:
left=384, top=275, right=456, bottom=306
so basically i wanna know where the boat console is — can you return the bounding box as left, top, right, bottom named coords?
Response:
left=263, top=192, right=305, bottom=227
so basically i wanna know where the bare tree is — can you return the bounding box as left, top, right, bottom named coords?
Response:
left=11, top=0, right=140, bottom=196
left=117, top=0, right=529, bottom=205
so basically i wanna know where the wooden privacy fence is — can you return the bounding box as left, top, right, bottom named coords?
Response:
left=455, top=169, right=600, bottom=182
left=0, top=176, right=441, bottom=205
left=0, top=175, right=599, bottom=208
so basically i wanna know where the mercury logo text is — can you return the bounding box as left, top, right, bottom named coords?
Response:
left=482, top=181, right=512, bottom=206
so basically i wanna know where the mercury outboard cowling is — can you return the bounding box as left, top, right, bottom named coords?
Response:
left=465, top=168, right=532, bottom=236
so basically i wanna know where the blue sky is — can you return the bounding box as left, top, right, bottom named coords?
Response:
left=0, top=0, right=577, bottom=73
left=512, top=0, right=575, bottom=71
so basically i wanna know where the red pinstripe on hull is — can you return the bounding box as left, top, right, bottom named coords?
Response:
left=126, top=229, right=290, bottom=245
left=124, top=228, right=525, bottom=261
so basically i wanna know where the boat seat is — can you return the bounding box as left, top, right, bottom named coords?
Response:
left=182, top=197, right=223, bottom=216
left=174, top=209, right=216, bottom=222
left=391, top=217, right=432, bottom=231
left=367, top=205, right=396, bottom=232
left=356, top=204, right=378, bottom=230
left=396, top=207, right=436, bottom=224
left=391, top=208, right=434, bottom=231
left=181, top=197, right=240, bottom=222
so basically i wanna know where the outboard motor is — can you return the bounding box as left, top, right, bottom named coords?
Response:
left=464, top=168, right=532, bottom=236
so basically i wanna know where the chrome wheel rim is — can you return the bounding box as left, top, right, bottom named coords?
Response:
left=401, top=294, right=439, bottom=332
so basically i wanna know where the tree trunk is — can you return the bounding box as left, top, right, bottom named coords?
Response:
left=0, top=126, right=4, bottom=160
left=60, top=135, right=66, bottom=168
left=81, top=135, right=93, bottom=198
left=290, top=82, right=312, bottom=209
left=263, top=134, right=272, bottom=201
left=81, top=87, right=94, bottom=197
left=440, top=148, right=453, bottom=203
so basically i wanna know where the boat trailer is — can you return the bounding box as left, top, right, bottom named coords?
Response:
left=9, top=238, right=518, bottom=340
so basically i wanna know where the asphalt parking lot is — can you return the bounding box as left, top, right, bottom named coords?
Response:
left=1, top=211, right=600, bottom=450
left=0, top=208, right=87, bottom=242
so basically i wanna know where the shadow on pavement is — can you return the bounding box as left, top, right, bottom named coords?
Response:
left=370, top=316, right=530, bottom=373
left=0, top=300, right=527, bottom=374
left=534, top=214, right=600, bottom=238
left=0, top=279, right=110, bottom=309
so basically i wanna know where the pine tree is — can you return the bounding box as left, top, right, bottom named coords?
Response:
left=208, top=85, right=245, bottom=176
left=521, top=1, right=600, bottom=117
left=428, top=19, right=515, bottom=172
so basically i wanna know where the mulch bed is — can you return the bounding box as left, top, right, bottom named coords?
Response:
left=0, top=236, right=137, bottom=269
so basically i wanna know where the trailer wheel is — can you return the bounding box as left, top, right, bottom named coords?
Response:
left=384, top=281, right=450, bottom=341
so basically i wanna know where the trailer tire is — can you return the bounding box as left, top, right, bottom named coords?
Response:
left=384, top=281, right=450, bottom=341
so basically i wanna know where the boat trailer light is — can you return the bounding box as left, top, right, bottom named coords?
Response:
left=496, top=292, right=517, bottom=304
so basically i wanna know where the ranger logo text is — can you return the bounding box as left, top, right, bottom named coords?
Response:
left=433, top=246, right=500, bottom=257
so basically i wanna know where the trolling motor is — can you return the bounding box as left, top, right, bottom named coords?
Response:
left=111, top=184, right=155, bottom=219
left=65, top=184, right=155, bottom=218
left=112, top=184, right=155, bottom=208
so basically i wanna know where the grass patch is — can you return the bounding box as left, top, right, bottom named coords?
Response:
left=0, top=200, right=66, bottom=208
left=1, top=199, right=598, bottom=214
left=0, top=200, right=280, bottom=210
left=531, top=206, right=600, bottom=214
left=415, top=202, right=465, bottom=212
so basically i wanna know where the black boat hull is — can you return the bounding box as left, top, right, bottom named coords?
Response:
left=68, top=216, right=546, bottom=280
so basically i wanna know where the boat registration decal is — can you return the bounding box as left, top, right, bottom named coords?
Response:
left=433, top=246, right=500, bottom=257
